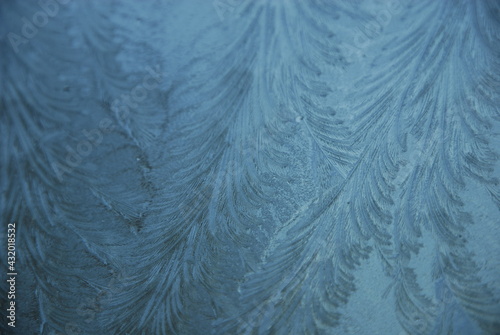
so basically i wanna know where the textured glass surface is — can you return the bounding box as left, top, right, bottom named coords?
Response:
left=1, top=1, right=499, bottom=334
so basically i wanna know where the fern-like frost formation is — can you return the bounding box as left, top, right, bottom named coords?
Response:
left=1, top=0, right=499, bottom=334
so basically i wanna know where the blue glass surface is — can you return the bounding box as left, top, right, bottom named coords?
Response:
left=1, top=1, right=499, bottom=334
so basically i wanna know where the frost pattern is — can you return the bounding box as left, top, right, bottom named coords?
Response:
left=1, top=0, right=499, bottom=334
